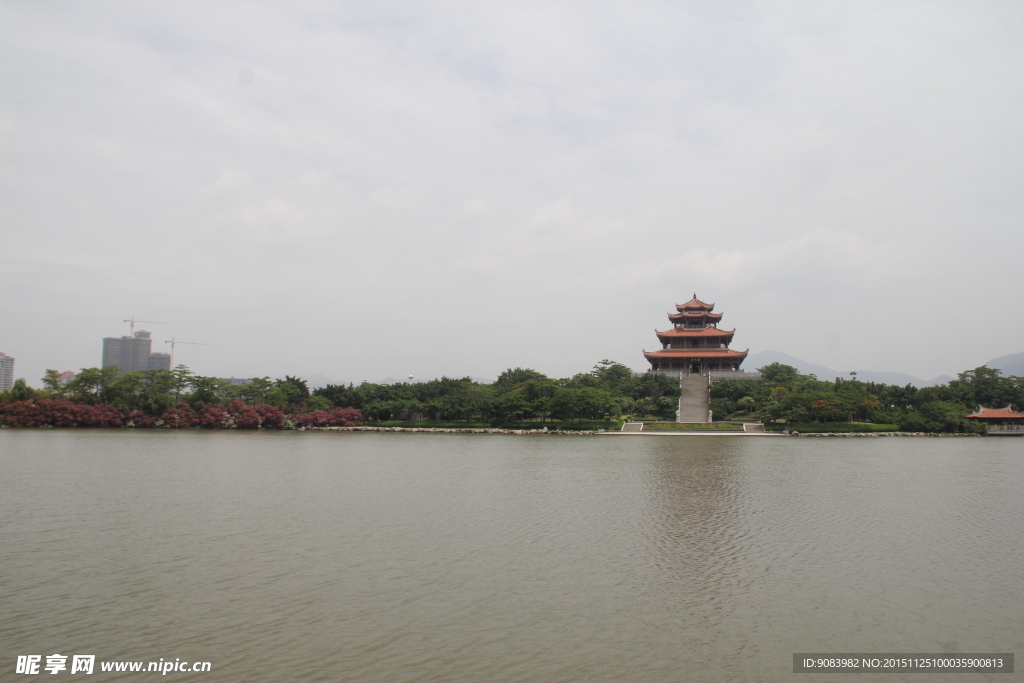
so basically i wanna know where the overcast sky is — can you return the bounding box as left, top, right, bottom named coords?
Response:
left=3, top=0, right=1022, bottom=385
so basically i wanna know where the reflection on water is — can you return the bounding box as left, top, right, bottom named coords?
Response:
left=1, top=430, right=1022, bottom=682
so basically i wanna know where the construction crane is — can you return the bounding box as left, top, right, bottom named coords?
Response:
left=165, top=338, right=207, bottom=366
left=123, top=316, right=169, bottom=337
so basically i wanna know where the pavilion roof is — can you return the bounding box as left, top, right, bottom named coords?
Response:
left=675, top=294, right=715, bottom=312
left=643, top=349, right=748, bottom=359
left=655, top=327, right=735, bottom=337
left=965, top=406, right=1024, bottom=420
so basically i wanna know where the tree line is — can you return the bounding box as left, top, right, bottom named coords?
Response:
left=311, top=361, right=681, bottom=424
left=0, top=360, right=680, bottom=429
left=5, top=360, right=1017, bottom=432
left=711, top=363, right=1024, bottom=433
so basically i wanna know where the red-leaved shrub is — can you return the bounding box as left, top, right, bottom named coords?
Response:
left=161, top=403, right=199, bottom=428
left=234, top=406, right=262, bottom=429
left=254, top=404, right=285, bottom=429
left=127, top=410, right=158, bottom=428
left=198, top=404, right=232, bottom=429
left=292, top=407, right=363, bottom=428
left=0, top=400, right=124, bottom=428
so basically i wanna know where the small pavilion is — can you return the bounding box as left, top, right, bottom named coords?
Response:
left=965, top=406, right=1024, bottom=436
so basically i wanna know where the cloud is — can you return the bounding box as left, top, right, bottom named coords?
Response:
left=1, top=1, right=1023, bottom=382
left=610, top=229, right=875, bottom=289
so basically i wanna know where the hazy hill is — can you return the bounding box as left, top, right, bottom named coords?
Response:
left=298, top=354, right=1024, bottom=392
left=744, top=351, right=952, bottom=387
left=987, top=352, right=1024, bottom=377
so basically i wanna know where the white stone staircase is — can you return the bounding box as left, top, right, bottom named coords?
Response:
left=677, top=373, right=711, bottom=423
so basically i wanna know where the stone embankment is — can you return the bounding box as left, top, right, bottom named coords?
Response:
left=301, top=426, right=981, bottom=437
left=786, top=432, right=980, bottom=437
left=304, top=426, right=604, bottom=435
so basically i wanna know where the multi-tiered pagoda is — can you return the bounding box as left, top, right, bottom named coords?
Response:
left=644, top=295, right=748, bottom=374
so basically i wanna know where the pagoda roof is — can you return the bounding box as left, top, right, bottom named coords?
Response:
left=675, top=294, right=715, bottom=312
left=656, top=327, right=735, bottom=338
left=669, top=310, right=722, bottom=318
left=965, top=406, right=1024, bottom=420
left=643, top=349, right=748, bottom=359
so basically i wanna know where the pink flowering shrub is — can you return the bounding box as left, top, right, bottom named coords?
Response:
left=0, top=398, right=360, bottom=431
left=81, top=403, right=126, bottom=427
left=292, top=407, right=363, bottom=427
left=0, top=400, right=124, bottom=428
left=254, top=404, right=285, bottom=429
left=292, top=410, right=332, bottom=427
left=0, top=400, right=45, bottom=427
left=127, top=410, right=158, bottom=428
left=234, top=406, right=262, bottom=429
left=198, top=404, right=232, bottom=429
left=161, top=403, right=199, bottom=428
left=330, top=408, right=363, bottom=426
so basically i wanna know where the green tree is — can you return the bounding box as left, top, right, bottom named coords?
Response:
left=591, top=360, right=632, bottom=393
left=493, top=368, right=548, bottom=394
left=8, top=378, right=38, bottom=402
left=41, top=370, right=69, bottom=398
left=187, top=376, right=222, bottom=406
left=306, top=395, right=333, bottom=411
left=279, top=376, right=310, bottom=403
left=67, top=366, right=120, bottom=404
left=170, top=365, right=194, bottom=402
left=239, top=377, right=273, bottom=404
left=758, top=363, right=802, bottom=385
left=137, top=370, right=176, bottom=414
left=737, top=396, right=757, bottom=413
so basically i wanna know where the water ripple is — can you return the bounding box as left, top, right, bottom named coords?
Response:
left=2, top=430, right=1022, bottom=682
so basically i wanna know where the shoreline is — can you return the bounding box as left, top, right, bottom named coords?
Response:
left=0, top=425, right=988, bottom=437
left=304, top=426, right=983, bottom=437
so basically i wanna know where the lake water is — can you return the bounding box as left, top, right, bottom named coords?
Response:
left=2, top=430, right=1022, bottom=682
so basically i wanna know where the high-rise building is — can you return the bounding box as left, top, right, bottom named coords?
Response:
left=0, top=352, right=14, bottom=391
left=101, top=331, right=172, bottom=373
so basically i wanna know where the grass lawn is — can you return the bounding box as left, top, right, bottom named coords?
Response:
left=763, top=422, right=898, bottom=433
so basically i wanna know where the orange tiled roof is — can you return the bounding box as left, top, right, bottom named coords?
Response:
left=643, top=349, right=748, bottom=359
left=668, top=310, right=723, bottom=319
left=675, top=294, right=714, bottom=311
left=965, top=406, right=1024, bottom=420
left=656, top=327, right=735, bottom=337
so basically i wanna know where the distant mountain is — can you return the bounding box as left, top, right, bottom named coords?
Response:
left=744, top=351, right=952, bottom=387
left=986, top=352, right=1024, bottom=377
left=297, top=374, right=340, bottom=389
left=281, top=356, right=1024, bottom=391
left=377, top=375, right=494, bottom=385
left=299, top=374, right=496, bottom=388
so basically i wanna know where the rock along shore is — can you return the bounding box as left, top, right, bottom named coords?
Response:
left=304, top=426, right=603, bottom=435
left=784, top=431, right=980, bottom=437
left=302, top=427, right=980, bottom=437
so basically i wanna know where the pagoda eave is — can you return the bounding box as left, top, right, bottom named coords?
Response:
left=668, top=312, right=723, bottom=321
left=655, top=327, right=735, bottom=337
left=675, top=294, right=715, bottom=311
left=965, top=406, right=1024, bottom=420
left=643, top=349, right=749, bottom=359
